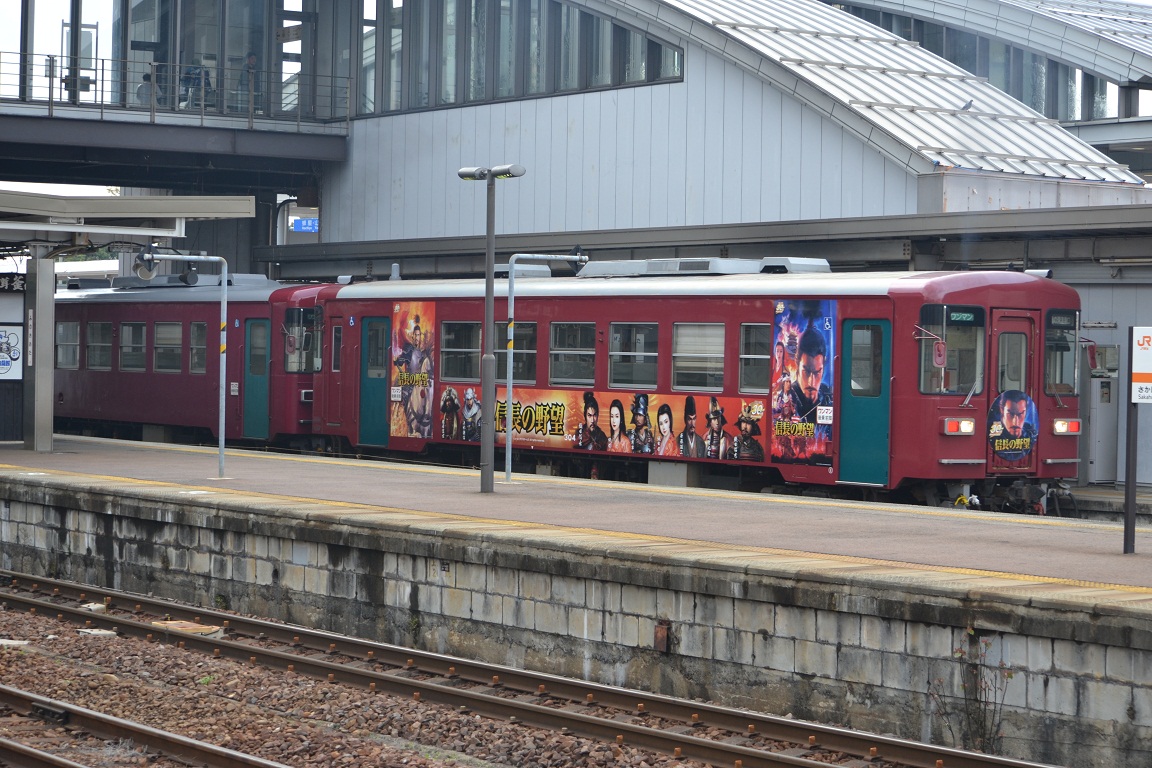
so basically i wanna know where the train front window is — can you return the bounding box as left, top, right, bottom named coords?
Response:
left=284, top=308, right=320, bottom=373
left=673, top=323, right=724, bottom=391
left=609, top=322, right=658, bottom=389
left=918, top=305, right=984, bottom=394
left=1045, top=310, right=1079, bottom=396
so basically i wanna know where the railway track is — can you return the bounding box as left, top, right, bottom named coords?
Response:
left=0, top=683, right=291, bottom=768
left=0, top=570, right=1058, bottom=768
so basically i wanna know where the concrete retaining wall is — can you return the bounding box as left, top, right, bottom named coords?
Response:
left=1, top=475, right=1149, bottom=766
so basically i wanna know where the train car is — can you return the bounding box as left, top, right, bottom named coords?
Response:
left=307, top=258, right=1081, bottom=512
left=53, top=274, right=323, bottom=447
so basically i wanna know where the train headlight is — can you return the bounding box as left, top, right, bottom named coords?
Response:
left=942, top=417, right=976, bottom=435
left=1053, top=418, right=1081, bottom=435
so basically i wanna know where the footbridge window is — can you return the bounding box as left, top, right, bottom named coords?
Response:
left=357, top=0, right=683, bottom=115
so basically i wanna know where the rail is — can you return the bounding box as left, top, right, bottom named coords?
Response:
left=0, top=51, right=350, bottom=134
left=0, top=570, right=1062, bottom=768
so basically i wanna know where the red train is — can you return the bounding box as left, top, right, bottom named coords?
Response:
left=52, top=258, right=1082, bottom=513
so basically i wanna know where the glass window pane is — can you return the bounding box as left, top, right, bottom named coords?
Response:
left=588, top=16, right=612, bottom=87
left=190, top=322, right=207, bottom=374
left=496, top=0, right=516, bottom=97
left=672, top=323, right=723, bottom=391
left=850, top=325, right=882, bottom=397
left=365, top=321, right=388, bottom=378
left=1045, top=311, right=1078, bottom=395
left=558, top=5, right=579, bottom=91
left=918, top=306, right=984, bottom=394
left=550, top=322, right=595, bottom=385
left=526, top=0, right=546, bottom=94
left=440, top=0, right=458, bottom=104
left=249, top=323, right=268, bottom=376
left=493, top=321, right=536, bottom=383
left=87, top=322, right=113, bottom=370
left=441, top=321, right=481, bottom=381
left=154, top=321, right=182, bottom=372
left=467, top=0, right=488, bottom=100
left=120, top=322, right=146, bottom=371
left=332, top=325, right=343, bottom=372
left=739, top=323, right=772, bottom=393
left=387, top=0, right=404, bottom=110
left=622, top=29, right=645, bottom=84
left=55, top=321, right=79, bottom=369
left=998, top=332, right=1027, bottom=393
left=609, top=322, right=657, bottom=388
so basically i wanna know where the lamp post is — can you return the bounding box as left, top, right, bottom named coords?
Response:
left=457, top=163, right=525, bottom=493
left=503, top=251, right=588, bottom=483
left=133, top=247, right=229, bottom=479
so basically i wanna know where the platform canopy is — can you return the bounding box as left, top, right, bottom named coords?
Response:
left=0, top=189, right=254, bottom=243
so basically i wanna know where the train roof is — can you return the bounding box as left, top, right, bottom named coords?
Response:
left=54, top=273, right=288, bottom=303
left=331, top=264, right=1077, bottom=303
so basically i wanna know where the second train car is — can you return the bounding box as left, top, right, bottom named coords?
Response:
left=52, top=257, right=1082, bottom=512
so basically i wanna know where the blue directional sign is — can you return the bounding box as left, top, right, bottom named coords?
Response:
left=292, top=217, right=319, bottom=233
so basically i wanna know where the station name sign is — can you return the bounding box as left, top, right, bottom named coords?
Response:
left=0, top=273, right=26, bottom=292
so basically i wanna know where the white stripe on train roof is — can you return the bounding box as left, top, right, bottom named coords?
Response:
left=332, top=270, right=1040, bottom=300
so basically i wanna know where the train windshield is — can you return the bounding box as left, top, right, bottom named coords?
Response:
left=918, top=305, right=985, bottom=395
left=1045, top=310, right=1080, bottom=396
left=284, top=308, right=321, bottom=373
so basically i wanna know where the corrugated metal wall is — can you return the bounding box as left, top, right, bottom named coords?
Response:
left=322, top=43, right=919, bottom=243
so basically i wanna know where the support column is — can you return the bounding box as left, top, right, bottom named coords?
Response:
left=22, top=258, right=54, bottom=453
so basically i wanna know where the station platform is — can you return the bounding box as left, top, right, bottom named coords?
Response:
left=3, top=436, right=1152, bottom=766
left=1, top=435, right=1149, bottom=593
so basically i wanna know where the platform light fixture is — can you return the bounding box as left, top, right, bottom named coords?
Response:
left=458, top=163, right=525, bottom=493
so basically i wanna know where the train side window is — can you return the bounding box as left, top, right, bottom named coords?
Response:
left=154, top=322, right=183, bottom=373
left=609, top=322, right=658, bottom=389
left=86, top=322, right=113, bottom=370
left=332, top=326, right=342, bottom=372
left=918, top=305, right=984, bottom=394
left=998, top=332, right=1027, bottom=393
left=549, top=322, right=595, bottom=386
left=739, top=323, right=772, bottom=393
left=441, top=321, right=481, bottom=381
left=850, top=325, right=882, bottom=397
left=190, top=322, right=207, bottom=374
left=55, top=321, right=79, bottom=370
left=673, top=323, right=724, bottom=391
left=119, top=322, right=147, bottom=372
left=494, top=321, right=537, bottom=384
left=1045, top=310, right=1079, bottom=396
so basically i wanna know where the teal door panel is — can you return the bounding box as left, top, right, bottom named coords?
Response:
left=243, top=319, right=270, bottom=439
left=838, top=319, right=891, bottom=485
left=358, top=317, right=391, bottom=446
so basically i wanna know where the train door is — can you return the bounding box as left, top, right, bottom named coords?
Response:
left=243, top=319, right=271, bottom=439
left=986, top=310, right=1039, bottom=473
left=358, top=317, right=391, bottom=446
left=322, top=317, right=345, bottom=428
left=838, top=320, right=891, bottom=485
